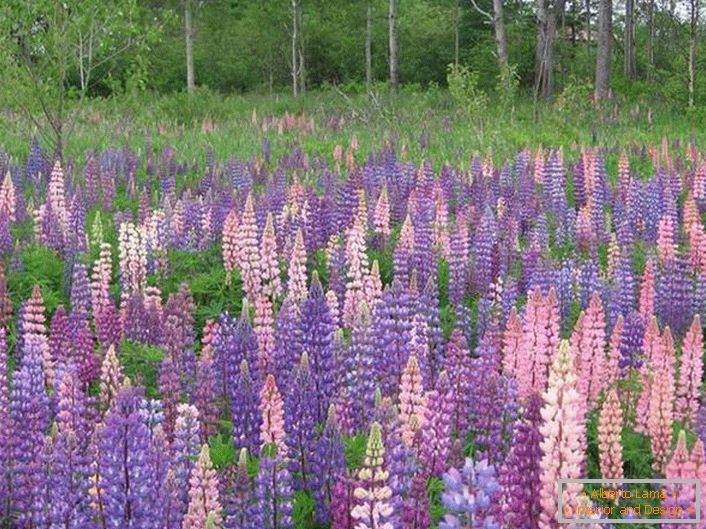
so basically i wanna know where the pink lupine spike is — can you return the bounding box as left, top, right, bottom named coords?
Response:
left=259, top=373, right=288, bottom=456
left=539, top=340, right=585, bottom=529
left=99, top=345, right=124, bottom=411
left=683, top=193, right=700, bottom=233
left=642, top=316, right=662, bottom=369
left=598, top=388, right=624, bottom=483
left=533, top=147, right=544, bottom=184
left=617, top=151, right=630, bottom=199
left=432, top=181, right=450, bottom=258
left=259, top=212, right=282, bottom=300
left=222, top=208, right=239, bottom=286
left=657, top=214, right=677, bottom=263
left=605, top=315, right=623, bottom=385
left=398, top=353, right=426, bottom=447
left=638, top=260, right=655, bottom=321
left=501, top=307, right=522, bottom=378
left=325, top=289, right=341, bottom=329
left=183, top=444, right=224, bottom=529
left=286, top=228, right=308, bottom=305
left=237, top=193, right=262, bottom=301
left=518, top=287, right=560, bottom=402
left=373, top=184, right=391, bottom=240
left=648, top=363, right=675, bottom=473
left=572, top=291, right=607, bottom=410
left=0, top=172, right=16, bottom=222
left=117, top=221, right=146, bottom=296
left=21, top=285, right=52, bottom=386
left=201, top=319, right=218, bottom=360
left=253, top=294, right=276, bottom=373
left=393, top=213, right=415, bottom=285
left=343, top=207, right=369, bottom=328
left=607, top=235, right=620, bottom=277
left=363, top=260, right=382, bottom=310
left=48, top=160, right=68, bottom=230
left=675, top=315, right=703, bottom=426
left=90, top=242, right=113, bottom=315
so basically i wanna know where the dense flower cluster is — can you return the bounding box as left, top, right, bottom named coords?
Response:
left=1, top=140, right=705, bottom=528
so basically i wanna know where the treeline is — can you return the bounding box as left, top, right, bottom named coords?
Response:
left=1, top=0, right=704, bottom=106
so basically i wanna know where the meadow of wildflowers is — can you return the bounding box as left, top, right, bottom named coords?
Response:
left=0, top=131, right=705, bottom=529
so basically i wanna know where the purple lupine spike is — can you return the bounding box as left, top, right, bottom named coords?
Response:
left=643, top=175, right=663, bottom=243
left=68, top=194, right=87, bottom=253
left=98, top=384, right=158, bottom=529
left=123, top=292, right=150, bottom=344
left=620, top=310, right=645, bottom=372
left=440, top=458, right=500, bottom=529
left=273, top=297, right=302, bottom=378
left=222, top=448, right=256, bottom=529
left=312, top=404, right=345, bottom=524
left=49, top=305, right=69, bottom=370
left=70, top=262, right=91, bottom=315
left=468, top=339, right=518, bottom=465
left=417, top=276, right=444, bottom=387
left=299, top=274, right=335, bottom=422
left=608, top=251, right=636, bottom=325
left=162, top=285, right=197, bottom=387
left=0, top=328, right=11, bottom=523
left=657, top=252, right=693, bottom=336
left=10, top=335, right=49, bottom=525
left=402, top=472, right=431, bottom=529
left=0, top=212, right=11, bottom=257
left=373, top=278, right=414, bottom=397
left=231, top=359, right=261, bottom=454
left=330, top=474, right=357, bottom=529
left=172, top=403, right=201, bottom=528
left=499, top=393, right=543, bottom=529
left=95, top=302, right=121, bottom=352
left=48, top=370, right=95, bottom=528
left=443, top=329, right=473, bottom=464
left=412, top=196, right=435, bottom=288
left=341, top=303, right=376, bottom=429
left=473, top=206, right=498, bottom=296
left=284, top=352, right=318, bottom=494
left=419, top=371, right=453, bottom=478
left=66, top=310, right=99, bottom=387
left=254, top=449, right=293, bottom=529
left=191, top=351, right=218, bottom=443
left=448, top=213, right=470, bottom=307
left=158, top=351, right=181, bottom=438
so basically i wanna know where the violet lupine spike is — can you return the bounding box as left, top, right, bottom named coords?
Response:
left=439, top=458, right=500, bottom=529
left=393, top=213, right=415, bottom=287
left=231, top=359, right=261, bottom=455
left=0, top=327, right=10, bottom=523
left=341, top=303, right=376, bottom=429
left=158, top=352, right=182, bottom=438
left=254, top=449, right=293, bottom=529
left=98, top=384, right=158, bottom=529
left=448, top=213, right=469, bottom=308
left=192, top=348, right=219, bottom=443
left=418, top=371, right=453, bottom=478
left=283, top=352, right=318, bottom=494
left=299, top=272, right=335, bottom=422
left=222, top=447, right=257, bottom=529
left=311, top=404, right=345, bottom=525
left=67, top=310, right=99, bottom=388
left=330, top=474, right=358, bottom=529
left=443, top=328, right=473, bottom=464
left=70, top=262, right=91, bottom=315
left=172, top=403, right=202, bottom=527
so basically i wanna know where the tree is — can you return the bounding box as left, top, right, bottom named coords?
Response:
left=624, top=0, right=636, bottom=79
left=534, top=0, right=566, bottom=100
left=366, top=0, right=373, bottom=96
left=469, top=0, right=509, bottom=83
left=185, top=0, right=195, bottom=92
left=0, top=0, right=152, bottom=158
left=389, top=0, right=399, bottom=94
left=646, top=0, right=655, bottom=79
left=688, top=0, right=700, bottom=107
left=594, top=0, right=612, bottom=99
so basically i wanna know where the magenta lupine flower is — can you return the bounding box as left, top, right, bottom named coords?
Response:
left=676, top=315, right=703, bottom=426
left=351, top=422, right=394, bottom=529
left=330, top=474, right=357, bottom=529
left=539, top=340, right=585, bottom=529
left=183, top=445, right=223, bottom=529
left=598, top=388, right=623, bottom=482
left=260, top=212, right=282, bottom=300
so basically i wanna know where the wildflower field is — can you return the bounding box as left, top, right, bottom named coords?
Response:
left=2, top=94, right=706, bottom=529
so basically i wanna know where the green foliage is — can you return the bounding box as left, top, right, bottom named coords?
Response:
left=7, top=244, right=66, bottom=313
left=446, top=63, right=488, bottom=131
left=118, top=339, right=164, bottom=398
left=209, top=433, right=236, bottom=469
left=343, top=432, right=367, bottom=470
left=553, top=76, right=594, bottom=116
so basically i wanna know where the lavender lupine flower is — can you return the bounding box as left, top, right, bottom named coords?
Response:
left=299, top=273, right=335, bottom=421
left=418, top=276, right=444, bottom=386
left=418, top=371, right=453, bottom=477
left=67, top=310, right=99, bottom=387
left=183, top=444, right=223, bottom=529
left=448, top=214, right=469, bottom=308
left=223, top=448, right=256, bottom=529
left=172, top=403, right=202, bottom=526
left=341, top=303, right=376, bottom=428
left=443, top=329, right=473, bottom=464
left=192, top=348, right=219, bottom=443
left=330, top=474, right=358, bottom=529
left=10, top=336, right=49, bottom=525
left=98, top=384, right=157, bottom=529
left=620, top=310, right=645, bottom=372
left=499, top=394, right=543, bottom=529
left=439, top=458, right=500, bottom=529
left=70, top=262, right=91, bottom=314
left=231, top=360, right=261, bottom=454
left=254, top=448, right=293, bottom=529
left=656, top=251, right=693, bottom=336
left=284, top=352, right=318, bottom=494
left=412, top=196, right=435, bottom=288
left=0, top=327, right=11, bottom=523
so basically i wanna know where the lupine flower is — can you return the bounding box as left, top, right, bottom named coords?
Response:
left=231, top=359, right=261, bottom=454
left=649, top=363, right=675, bottom=472
left=237, top=193, right=262, bottom=301
left=571, top=291, right=606, bottom=410
left=222, top=447, right=255, bottom=529
left=192, top=346, right=219, bottom=442
left=0, top=171, right=16, bottom=222
left=331, top=474, right=358, bottom=529
left=373, top=184, right=391, bottom=240
left=259, top=374, right=287, bottom=456
left=676, top=315, right=703, bottom=426
left=286, top=228, right=308, bottom=305
left=99, top=345, right=124, bottom=410
left=539, top=340, right=585, bottom=529
left=439, top=458, right=499, bottom=529
left=351, top=422, right=394, bottom=529
left=418, top=371, right=452, bottom=477
left=501, top=307, right=522, bottom=378
left=443, top=328, right=473, bottom=463
left=343, top=208, right=369, bottom=327
left=223, top=209, right=239, bottom=286
left=598, top=388, right=624, bottom=482
left=183, top=444, right=223, bottom=529
left=260, top=212, right=282, bottom=299
left=173, top=403, right=202, bottom=525
left=91, top=241, right=113, bottom=315
left=605, top=314, right=623, bottom=384
left=397, top=353, right=426, bottom=447
left=253, top=294, right=276, bottom=372
left=254, top=449, right=293, bottom=529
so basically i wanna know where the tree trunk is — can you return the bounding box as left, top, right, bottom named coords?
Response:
left=184, top=0, right=195, bottom=93
left=534, top=0, right=566, bottom=100
left=585, top=0, right=591, bottom=52
left=388, top=0, right=399, bottom=95
left=291, top=0, right=298, bottom=96
left=454, top=0, right=460, bottom=66
left=298, top=0, right=306, bottom=94
left=594, top=0, right=612, bottom=100
left=366, top=0, right=373, bottom=95
left=646, top=0, right=655, bottom=79
left=689, top=0, right=699, bottom=107
left=624, top=0, right=635, bottom=79
left=493, top=0, right=509, bottom=72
